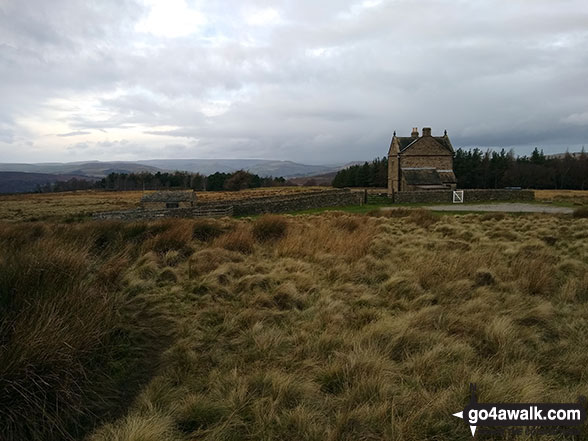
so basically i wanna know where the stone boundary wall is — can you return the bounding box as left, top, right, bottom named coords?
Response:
left=93, top=189, right=362, bottom=220
left=366, top=193, right=393, bottom=205
left=197, top=189, right=362, bottom=216
left=394, top=189, right=535, bottom=204
left=92, top=206, right=233, bottom=221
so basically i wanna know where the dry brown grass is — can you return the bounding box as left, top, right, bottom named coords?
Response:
left=2, top=211, right=588, bottom=440
left=535, top=189, right=588, bottom=205
left=252, top=214, right=289, bottom=242
left=213, top=223, right=255, bottom=254
left=573, top=206, right=588, bottom=218
left=0, top=223, right=174, bottom=441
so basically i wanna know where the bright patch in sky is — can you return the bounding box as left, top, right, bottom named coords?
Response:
left=135, top=0, right=206, bottom=38
left=306, top=47, right=342, bottom=58
left=245, top=8, right=282, bottom=26
left=339, top=0, right=383, bottom=19
left=201, top=100, right=232, bottom=117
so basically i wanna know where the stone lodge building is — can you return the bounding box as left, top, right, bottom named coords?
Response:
left=387, top=127, right=457, bottom=196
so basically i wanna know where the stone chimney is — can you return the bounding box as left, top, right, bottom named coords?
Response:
left=422, top=127, right=432, bottom=137
left=411, top=127, right=419, bottom=138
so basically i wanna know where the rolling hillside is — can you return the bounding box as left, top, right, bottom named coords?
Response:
left=0, top=172, right=99, bottom=193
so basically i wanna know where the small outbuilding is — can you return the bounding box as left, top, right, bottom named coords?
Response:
left=140, top=190, right=196, bottom=210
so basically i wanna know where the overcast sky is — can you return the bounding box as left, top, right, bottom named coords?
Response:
left=1, top=0, right=587, bottom=164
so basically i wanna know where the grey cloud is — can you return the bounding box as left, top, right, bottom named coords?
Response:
left=0, top=0, right=587, bottom=163
left=58, top=131, right=91, bottom=137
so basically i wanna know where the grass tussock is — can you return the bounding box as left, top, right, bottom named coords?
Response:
left=192, top=219, right=225, bottom=242
left=2, top=210, right=588, bottom=441
left=367, top=207, right=438, bottom=228
left=573, top=206, right=588, bottom=218
left=0, top=225, right=174, bottom=441
left=252, top=214, right=288, bottom=242
left=213, top=224, right=255, bottom=254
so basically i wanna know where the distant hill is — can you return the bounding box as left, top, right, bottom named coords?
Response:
left=0, top=159, right=366, bottom=192
left=136, top=159, right=334, bottom=178
left=0, top=172, right=98, bottom=193
left=0, top=161, right=161, bottom=177
left=288, top=171, right=338, bottom=186
left=288, top=162, right=365, bottom=186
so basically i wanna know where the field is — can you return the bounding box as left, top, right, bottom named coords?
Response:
left=535, top=189, right=588, bottom=205
left=0, top=187, right=328, bottom=222
left=1, top=208, right=588, bottom=440
left=1, top=188, right=586, bottom=222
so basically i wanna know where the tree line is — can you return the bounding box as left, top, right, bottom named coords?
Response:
left=333, top=148, right=588, bottom=190
left=36, top=170, right=291, bottom=193
left=332, top=157, right=388, bottom=188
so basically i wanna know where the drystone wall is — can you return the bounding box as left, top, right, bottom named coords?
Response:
left=393, top=189, right=535, bottom=204
left=198, top=189, right=363, bottom=216
left=92, top=206, right=233, bottom=221
left=92, top=189, right=362, bottom=220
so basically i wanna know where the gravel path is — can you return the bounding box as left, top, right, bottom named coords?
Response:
left=422, top=203, right=573, bottom=214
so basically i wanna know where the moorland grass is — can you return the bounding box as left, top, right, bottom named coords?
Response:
left=1, top=211, right=588, bottom=440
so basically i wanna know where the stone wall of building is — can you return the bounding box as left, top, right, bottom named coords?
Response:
left=398, top=136, right=453, bottom=170
left=393, top=189, right=535, bottom=204
left=400, top=155, right=453, bottom=169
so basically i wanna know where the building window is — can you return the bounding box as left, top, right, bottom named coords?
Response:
left=166, top=202, right=179, bottom=209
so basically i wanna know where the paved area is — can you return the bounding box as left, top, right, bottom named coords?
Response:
left=423, top=203, right=573, bottom=214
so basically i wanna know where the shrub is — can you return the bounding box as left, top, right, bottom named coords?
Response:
left=252, top=215, right=288, bottom=242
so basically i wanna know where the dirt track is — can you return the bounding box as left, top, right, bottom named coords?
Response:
left=423, top=203, right=573, bottom=214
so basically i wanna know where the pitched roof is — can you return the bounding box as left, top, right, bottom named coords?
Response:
left=437, top=170, right=457, bottom=183
left=396, top=137, right=417, bottom=151
left=141, top=190, right=195, bottom=203
left=397, top=136, right=454, bottom=153
left=401, top=168, right=443, bottom=186
left=393, top=135, right=454, bottom=154
left=433, top=136, right=454, bottom=153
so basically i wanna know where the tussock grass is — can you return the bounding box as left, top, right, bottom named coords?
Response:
left=192, top=219, right=225, bottom=242
left=2, top=211, right=588, bottom=440
left=573, top=206, right=588, bottom=218
left=535, top=189, right=588, bottom=205
left=0, top=224, right=174, bottom=441
left=252, top=214, right=288, bottom=242
left=213, top=224, right=255, bottom=254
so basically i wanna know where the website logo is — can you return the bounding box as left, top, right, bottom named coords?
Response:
left=453, top=384, right=586, bottom=437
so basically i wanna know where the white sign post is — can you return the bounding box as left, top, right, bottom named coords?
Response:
left=453, top=190, right=464, bottom=204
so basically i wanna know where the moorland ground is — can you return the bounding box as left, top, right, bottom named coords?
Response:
left=0, top=187, right=328, bottom=222
left=1, top=188, right=587, bottom=222
left=1, top=207, right=588, bottom=441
